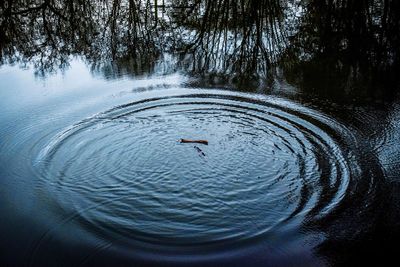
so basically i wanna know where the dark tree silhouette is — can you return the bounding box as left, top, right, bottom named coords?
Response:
left=0, top=0, right=399, bottom=95
left=281, top=0, right=400, bottom=98
left=0, top=0, right=160, bottom=77
left=173, top=0, right=287, bottom=81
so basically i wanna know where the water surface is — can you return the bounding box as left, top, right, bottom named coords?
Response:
left=1, top=0, right=400, bottom=266
left=1, top=60, right=399, bottom=266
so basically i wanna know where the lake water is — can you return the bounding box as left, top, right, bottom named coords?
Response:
left=1, top=59, right=399, bottom=266
left=1, top=0, right=400, bottom=266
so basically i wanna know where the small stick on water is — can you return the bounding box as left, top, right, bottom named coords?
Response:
left=179, top=139, right=208, bottom=145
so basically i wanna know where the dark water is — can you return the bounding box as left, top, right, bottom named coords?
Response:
left=1, top=62, right=399, bottom=266
left=1, top=1, right=400, bottom=266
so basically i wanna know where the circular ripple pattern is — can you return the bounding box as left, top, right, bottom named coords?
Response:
left=37, top=92, right=361, bottom=247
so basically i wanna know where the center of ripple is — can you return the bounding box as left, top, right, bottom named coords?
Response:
left=37, top=92, right=351, bottom=246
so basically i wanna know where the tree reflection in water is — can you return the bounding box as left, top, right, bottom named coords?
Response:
left=172, top=0, right=287, bottom=79
left=282, top=0, right=400, bottom=99
left=0, top=0, right=399, bottom=90
left=0, top=0, right=160, bottom=77
left=1, top=1, right=400, bottom=266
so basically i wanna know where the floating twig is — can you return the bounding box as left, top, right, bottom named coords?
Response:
left=179, top=139, right=208, bottom=145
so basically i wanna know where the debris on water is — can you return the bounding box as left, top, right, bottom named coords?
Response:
left=180, top=139, right=208, bottom=145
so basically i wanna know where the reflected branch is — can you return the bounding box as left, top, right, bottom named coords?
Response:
left=174, top=0, right=287, bottom=82
left=0, top=0, right=399, bottom=94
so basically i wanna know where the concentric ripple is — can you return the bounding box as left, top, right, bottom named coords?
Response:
left=36, top=91, right=365, bottom=247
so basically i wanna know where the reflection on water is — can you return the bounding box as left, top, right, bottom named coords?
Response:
left=0, top=0, right=160, bottom=77
left=1, top=0, right=399, bottom=95
left=0, top=65, right=399, bottom=266
left=1, top=1, right=400, bottom=267
left=282, top=0, right=400, bottom=99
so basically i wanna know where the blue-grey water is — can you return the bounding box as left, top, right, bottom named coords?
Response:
left=1, top=59, right=399, bottom=266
